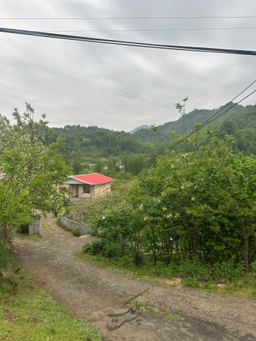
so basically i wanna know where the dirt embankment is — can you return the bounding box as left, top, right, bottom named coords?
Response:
left=14, top=215, right=256, bottom=341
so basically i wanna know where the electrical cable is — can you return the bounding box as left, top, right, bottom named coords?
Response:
left=142, top=81, right=256, bottom=164
left=46, top=27, right=256, bottom=33
left=1, top=16, right=256, bottom=20
left=179, top=79, right=256, bottom=136
left=168, top=87, right=256, bottom=151
left=0, top=27, right=256, bottom=56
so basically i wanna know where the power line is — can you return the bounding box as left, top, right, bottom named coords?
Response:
left=0, top=16, right=256, bottom=20
left=168, top=84, right=256, bottom=151
left=142, top=82, right=256, bottom=166
left=47, top=27, right=256, bottom=33
left=0, top=27, right=256, bottom=56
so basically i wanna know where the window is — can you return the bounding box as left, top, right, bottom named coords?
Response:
left=83, top=185, right=90, bottom=193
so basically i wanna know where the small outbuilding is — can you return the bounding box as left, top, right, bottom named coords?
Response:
left=58, top=173, right=115, bottom=200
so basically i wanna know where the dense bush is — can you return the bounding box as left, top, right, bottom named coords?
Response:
left=72, top=228, right=82, bottom=237
left=83, top=129, right=256, bottom=279
left=84, top=206, right=144, bottom=265
left=17, top=223, right=29, bottom=234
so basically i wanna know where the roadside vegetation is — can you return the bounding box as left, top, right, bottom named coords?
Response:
left=1, top=101, right=256, bottom=340
left=69, top=180, right=134, bottom=223
left=0, top=105, right=100, bottom=339
left=0, top=249, right=102, bottom=340
left=79, top=124, right=256, bottom=297
left=55, top=218, right=82, bottom=237
left=76, top=251, right=256, bottom=299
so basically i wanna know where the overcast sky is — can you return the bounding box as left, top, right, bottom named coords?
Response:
left=0, top=0, right=255, bottom=132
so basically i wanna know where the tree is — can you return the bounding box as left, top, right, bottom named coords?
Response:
left=175, top=96, right=188, bottom=135
left=129, top=129, right=256, bottom=271
left=72, top=159, right=83, bottom=175
left=0, top=103, right=71, bottom=245
left=95, top=159, right=104, bottom=173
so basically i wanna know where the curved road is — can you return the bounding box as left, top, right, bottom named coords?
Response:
left=14, top=215, right=256, bottom=341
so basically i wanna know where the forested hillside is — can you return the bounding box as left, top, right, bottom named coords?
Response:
left=45, top=125, right=143, bottom=160
left=133, top=103, right=255, bottom=141
left=43, top=103, right=256, bottom=175
left=132, top=103, right=256, bottom=155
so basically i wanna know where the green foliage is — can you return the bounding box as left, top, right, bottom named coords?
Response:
left=0, top=262, right=102, bottom=340
left=211, top=261, right=246, bottom=281
left=182, top=278, right=200, bottom=288
left=132, top=103, right=256, bottom=158
left=72, top=159, right=83, bottom=175
left=0, top=103, right=72, bottom=247
left=70, top=180, right=133, bottom=223
left=0, top=243, right=10, bottom=275
left=45, top=124, right=144, bottom=162
left=17, top=223, right=29, bottom=234
left=95, top=159, right=104, bottom=173
left=251, top=263, right=256, bottom=273
left=170, top=257, right=210, bottom=279
left=84, top=206, right=144, bottom=265
left=56, top=219, right=82, bottom=237
left=56, top=218, right=73, bottom=234
left=128, top=131, right=256, bottom=271
left=0, top=249, right=23, bottom=296
left=72, top=228, right=82, bottom=237
left=82, top=129, right=256, bottom=278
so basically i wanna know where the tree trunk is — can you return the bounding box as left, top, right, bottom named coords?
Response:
left=4, top=222, right=8, bottom=244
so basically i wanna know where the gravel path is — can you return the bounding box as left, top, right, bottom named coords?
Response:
left=14, top=215, right=256, bottom=341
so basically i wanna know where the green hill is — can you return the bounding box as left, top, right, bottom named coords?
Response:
left=45, top=125, right=143, bottom=162
left=133, top=103, right=256, bottom=144
left=44, top=103, right=256, bottom=170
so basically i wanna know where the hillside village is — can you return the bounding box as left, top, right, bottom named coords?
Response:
left=1, top=101, right=256, bottom=340
left=1, top=0, right=256, bottom=338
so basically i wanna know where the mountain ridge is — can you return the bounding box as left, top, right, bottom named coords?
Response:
left=132, top=103, right=256, bottom=143
left=129, top=125, right=151, bottom=134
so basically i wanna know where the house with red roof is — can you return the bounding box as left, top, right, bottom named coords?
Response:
left=58, top=173, right=115, bottom=200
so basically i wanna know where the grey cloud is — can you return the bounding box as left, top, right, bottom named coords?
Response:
left=0, top=0, right=255, bottom=131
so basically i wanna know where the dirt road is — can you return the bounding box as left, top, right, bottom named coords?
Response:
left=14, top=215, right=256, bottom=340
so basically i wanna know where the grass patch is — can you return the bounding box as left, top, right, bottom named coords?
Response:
left=75, top=251, right=256, bottom=299
left=130, top=300, right=185, bottom=323
left=56, top=218, right=73, bottom=234
left=75, top=251, right=178, bottom=286
left=42, top=223, right=58, bottom=236
left=199, top=275, right=256, bottom=299
left=0, top=262, right=102, bottom=340
left=15, top=233, right=44, bottom=243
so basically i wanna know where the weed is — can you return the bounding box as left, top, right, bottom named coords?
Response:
left=73, top=228, right=82, bottom=237
left=130, top=300, right=185, bottom=323
left=42, top=224, right=58, bottom=236
left=0, top=260, right=103, bottom=340
left=182, top=278, right=200, bottom=288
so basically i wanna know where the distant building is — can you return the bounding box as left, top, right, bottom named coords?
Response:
left=116, top=162, right=124, bottom=169
left=57, top=173, right=115, bottom=200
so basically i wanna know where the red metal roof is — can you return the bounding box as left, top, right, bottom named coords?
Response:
left=70, top=173, right=115, bottom=185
